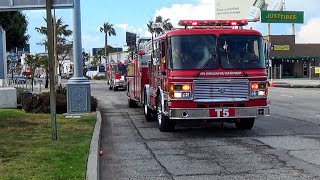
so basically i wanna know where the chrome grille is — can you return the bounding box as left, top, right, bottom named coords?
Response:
left=193, top=79, right=249, bottom=102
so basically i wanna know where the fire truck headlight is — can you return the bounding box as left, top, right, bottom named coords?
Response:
left=250, top=82, right=268, bottom=98
left=174, top=92, right=182, bottom=98
left=258, top=90, right=266, bottom=96
left=170, top=83, right=192, bottom=99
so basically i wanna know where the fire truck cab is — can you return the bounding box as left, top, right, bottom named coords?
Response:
left=128, top=20, right=270, bottom=132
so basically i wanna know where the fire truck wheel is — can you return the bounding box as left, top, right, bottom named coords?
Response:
left=235, top=118, right=255, bottom=130
left=157, top=95, right=175, bottom=132
left=144, top=94, right=154, bottom=122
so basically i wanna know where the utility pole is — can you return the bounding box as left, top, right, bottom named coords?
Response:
left=46, top=0, right=57, bottom=140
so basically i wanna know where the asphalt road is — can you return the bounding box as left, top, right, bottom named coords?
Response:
left=91, top=80, right=320, bottom=180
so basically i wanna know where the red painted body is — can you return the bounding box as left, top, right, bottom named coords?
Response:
left=127, top=26, right=270, bottom=123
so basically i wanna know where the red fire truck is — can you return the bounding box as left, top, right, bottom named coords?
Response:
left=127, top=20, right=270, bottom=132
left=107, top=61, right=128, bottom=91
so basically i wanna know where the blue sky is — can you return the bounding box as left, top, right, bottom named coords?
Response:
left=24, top=0, right=320, bottom=54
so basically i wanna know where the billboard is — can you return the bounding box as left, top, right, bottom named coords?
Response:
left=0, top=0, right=74, bottom=11
left=126, top=32, right=136, bottom=46
left=215, top=0, right=283, bottom=20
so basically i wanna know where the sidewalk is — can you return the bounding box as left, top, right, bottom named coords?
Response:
left=271, top=78, right=320, bottom=88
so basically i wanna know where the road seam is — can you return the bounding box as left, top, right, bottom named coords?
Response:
left=126, top=112, right=175, bottom=180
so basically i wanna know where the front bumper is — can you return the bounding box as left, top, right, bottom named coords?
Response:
left=114, top=81, right=126, bottom=87
left=169, top=106, right=270, bottom=120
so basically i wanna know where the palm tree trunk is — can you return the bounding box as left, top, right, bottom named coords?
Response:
left=45, top=69, right=49, bottom=88
left=105, top=34, right=108, bottom=64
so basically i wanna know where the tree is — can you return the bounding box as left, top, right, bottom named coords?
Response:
left=35, top=17, right=72, bottom=45
left=99, top=22, right=116, bottom=59
left=82, top=50, right=90, bottom=76
left=38, top=55, right=49, bottom=88
left=147, top=16, right=173, bottom=36
left=91, top=49, right=103, bottom=67
left=0, top=11, right=29, bottom=51
left=56, top=42, right=73, bottom=75
left=25, top=54, right=41, bottom=91
left=35, top=17, right=73, bottom=76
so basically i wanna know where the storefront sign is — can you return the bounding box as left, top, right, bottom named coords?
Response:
left=273, top=45, right=290, bottom=51
left=315, top=67, right=320, bottom=74
left=261, top=11, right=304, bottom=23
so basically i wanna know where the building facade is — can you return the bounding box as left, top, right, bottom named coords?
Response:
left=266, top=35, right=320, bottom=79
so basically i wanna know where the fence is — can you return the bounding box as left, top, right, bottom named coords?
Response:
left=7, top=78, right=46, bottom=92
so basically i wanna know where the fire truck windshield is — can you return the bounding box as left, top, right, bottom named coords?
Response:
left=169, top=35, right=218, bottom=70
left=117, top=64, right=127, bottom=75
left=218, top=35, right=265, bottom=69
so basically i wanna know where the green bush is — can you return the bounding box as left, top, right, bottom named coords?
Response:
left=22, top=92, right=98, bottom=114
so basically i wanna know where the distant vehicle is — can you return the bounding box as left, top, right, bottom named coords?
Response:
left=86, top=65, right=106, bottom=79
left=107, top=61, right=128, bottom=91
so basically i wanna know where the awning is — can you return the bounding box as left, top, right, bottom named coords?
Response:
left=271, top=56, right=320, bottom=60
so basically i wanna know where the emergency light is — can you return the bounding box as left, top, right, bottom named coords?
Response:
left=178, top=20, right=248, bottom=27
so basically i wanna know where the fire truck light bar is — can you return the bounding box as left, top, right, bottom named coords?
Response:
left=178, top=20, right=248, bottom=27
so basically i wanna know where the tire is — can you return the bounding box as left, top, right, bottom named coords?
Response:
left=156, top=94, right=175, bottom=132
left=109, top=85, right=113, bottom=90
left=128, top=98, right=137, bottom=108
left=144, top=91, right=154, bottom=122
left=114, top=87, right=118, bottom=91
left=235, top=118, right=255, bottom=130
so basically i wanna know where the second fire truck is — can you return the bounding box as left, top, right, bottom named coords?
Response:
left=107, top=61, right=128, bottom=91
left=127, top=20, right=270, bottom=132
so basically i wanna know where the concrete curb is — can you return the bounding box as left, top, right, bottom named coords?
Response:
left=273, top=84, right=320, bottom=88
left=86, top=109, right=102, bottom=180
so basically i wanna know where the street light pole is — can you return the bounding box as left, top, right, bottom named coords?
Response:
left=46, top=0, right=57, bottom=140
left=67, top=0, right=91, bottom=114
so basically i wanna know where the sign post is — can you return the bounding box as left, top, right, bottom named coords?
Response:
left=46, top=0, right=57, bottom=140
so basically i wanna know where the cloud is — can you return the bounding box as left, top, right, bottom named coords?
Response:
left=296, top=18, right=320, bottom=43
left=115, top=24, right=128, bottom=31
left=82, top=33, right=103, bottom=52
left=154, top=0, right=215, bottom=27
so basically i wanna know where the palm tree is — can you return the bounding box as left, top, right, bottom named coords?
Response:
left=148, top=16, right=173, bottom=36
left=100, top=22, right=116, bottom=62
left=35, top=17, right=72, bottom=43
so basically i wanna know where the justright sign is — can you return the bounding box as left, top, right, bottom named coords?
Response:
left=261, top=11, right=304, bottom=24
left=315, top=67, right=320, bottom=74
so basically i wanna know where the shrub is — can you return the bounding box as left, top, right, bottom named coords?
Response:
left=22, top=92, right=98, bottom=114
left=91, top=96, right=97, bottom=112
left=56, top=85, right=67, bottom=95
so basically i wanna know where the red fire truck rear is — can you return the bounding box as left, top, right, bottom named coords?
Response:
left=127, top=20, right=270, bottom=132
